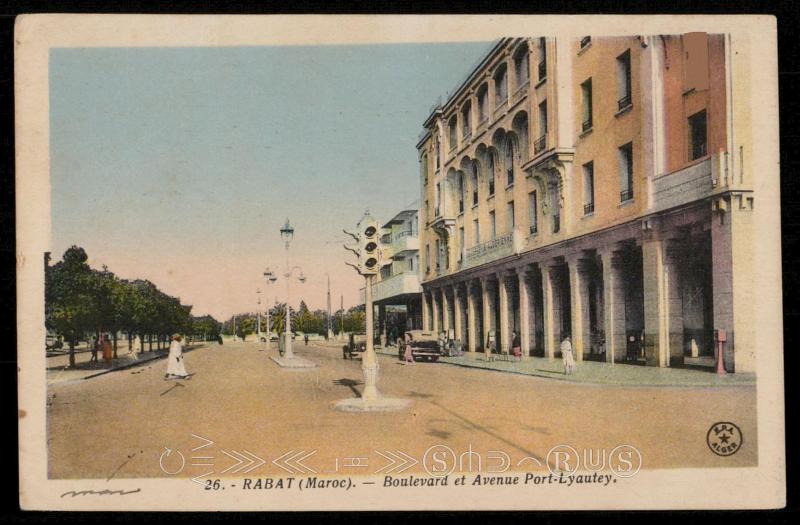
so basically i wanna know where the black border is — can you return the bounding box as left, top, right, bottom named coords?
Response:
left=0, top=1, right=796, bottom=522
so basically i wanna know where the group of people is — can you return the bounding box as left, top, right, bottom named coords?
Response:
left=89, top=334, right=114, bottom=365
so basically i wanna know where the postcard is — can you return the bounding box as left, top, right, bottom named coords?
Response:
left=16, top=14, right=785, bottom=510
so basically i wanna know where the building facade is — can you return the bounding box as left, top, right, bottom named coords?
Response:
left=373, top=208, right=423, bottom=343
left=417, top=35, right=754, bottom=372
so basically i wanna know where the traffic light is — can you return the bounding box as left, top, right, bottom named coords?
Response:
left=343, top=211, right=392, bottom=275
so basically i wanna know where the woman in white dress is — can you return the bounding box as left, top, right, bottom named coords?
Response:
left=561, top=336, right=577, bottom=375
left=166, top=334, right=190, bottom=379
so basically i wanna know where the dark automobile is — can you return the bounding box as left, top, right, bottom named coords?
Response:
left=397, top=330, right=441, bottom=362
left=342, top=333, right=367, bottom=359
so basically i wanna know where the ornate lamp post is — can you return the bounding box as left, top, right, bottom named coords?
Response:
left=279, top=219, right=306, bottom=359
left=263, top=267, right=278, bottom=347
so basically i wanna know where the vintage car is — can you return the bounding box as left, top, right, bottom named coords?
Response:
left=396, top=330, right=442, bottom=362
left=342, top=332, right=367, bottom=359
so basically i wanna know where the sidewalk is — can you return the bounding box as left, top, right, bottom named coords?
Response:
left=375, top=346, right=755, bottom=387
left=46, top=342, right=205, bottom=385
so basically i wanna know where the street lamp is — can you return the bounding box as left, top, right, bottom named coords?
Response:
left=263, top=267, right=278, bottom=347
left=278, top=219, right=306, bottom=359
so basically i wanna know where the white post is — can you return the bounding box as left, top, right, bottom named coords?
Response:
left=362, top=273, right=380, bottom=401
left=284, top=245, right=294, bottom=359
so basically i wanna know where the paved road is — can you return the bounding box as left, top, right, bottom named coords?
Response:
left=46, top=340, right=756, bottom=480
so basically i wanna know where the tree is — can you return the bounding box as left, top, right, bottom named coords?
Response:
left=46, top=246, right=99, bottom=368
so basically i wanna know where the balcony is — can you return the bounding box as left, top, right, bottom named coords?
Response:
left=534, top=135, right=547, bottom=155
left=583, top=202, right=594, bottom=215
left=581, top=118, right=592, bottom=133
left=371, top=272, right=423, bottom=303
left=651, top=155, right=718, bottom=214
left=617, top=94, right=632, bottom=112
left=620, top=189, right=634, bottom=202
left=529, top=223, right=538, bottom=235
left=391, top=229, right=419, bottom=254
left=462, top=229, right=524, bottom=270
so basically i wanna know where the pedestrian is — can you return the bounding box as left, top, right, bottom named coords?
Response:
left=90, top=335, right=99, bottom=363
left=165, top=333, right=190, bottom=380
left=561, top=336, right=577, bottom=375
left=101, top=333, right=113, bottom=366
left=128, top=334, right=140, bottom=360
left=403, top=334, right=415, bottom=365
left=304, top=334, right=309, bottom=346
left=511, top=331, right=522, bottom=361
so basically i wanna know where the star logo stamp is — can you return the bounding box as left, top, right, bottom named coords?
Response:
left=707, top=422, right=743, bottom=457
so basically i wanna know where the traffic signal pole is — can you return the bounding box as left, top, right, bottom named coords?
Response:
left=361, top=273, right=379, bottom=401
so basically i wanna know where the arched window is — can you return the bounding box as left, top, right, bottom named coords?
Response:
left=471, top=163, right=479, bottom=206
left=513, top=44, right=530, bottom=88
left=458, top=172, right=465, bottom=213
left=487, top=154, right=496, bottom=196
left=494, top=64, right=508, bottom=107
left=448, top=116, right=458, bottom=151
left=505, top=139, right=515, bottom=186
left=477, top=83, right=489, bottom=122
left=461, top=102, right=472, bottom=139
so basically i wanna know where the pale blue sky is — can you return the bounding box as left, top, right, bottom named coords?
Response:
left=49, top=42, right=493, bottom=319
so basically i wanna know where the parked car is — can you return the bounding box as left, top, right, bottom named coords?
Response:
left=397, top=330, right=441, bottom=362
left=342, top=333, right=367, bottom=359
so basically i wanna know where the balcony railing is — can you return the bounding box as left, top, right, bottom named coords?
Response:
left=617, top=94, right=632, bottom=111
left=581, top=118, right=592, bottom=132
left=580, top=36, right=591, bottom=48
left=466, top=231, right=515, bottom=262
left=529, top=223, right=538, bottom=235
left=534, top=135, right=547, bottom=155
left=620, top=189, right=634, bottom=202
left=552, top=214, right=560, bottom=233
left=537, top=60, right=547, bottom=81
left=584, top=202, right=594, bottom=215
left=393, top=229, right=414, bottom=242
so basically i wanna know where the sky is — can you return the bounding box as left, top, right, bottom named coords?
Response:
left=49, top=42, right=494, bottom=320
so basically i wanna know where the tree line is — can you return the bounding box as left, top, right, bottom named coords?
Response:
left=45, top=246, right=221, bottom=367
left=221, top=301, right=366, bottom=338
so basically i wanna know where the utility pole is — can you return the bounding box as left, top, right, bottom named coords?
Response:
left=340, top=294, right=344, bottom=341
left=326, top=274, right=333, bottom=340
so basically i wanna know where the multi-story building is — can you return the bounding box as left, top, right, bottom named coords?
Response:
left=417, top=34, right=754, bottom=372
left=372, top=207, right=423, bottom=343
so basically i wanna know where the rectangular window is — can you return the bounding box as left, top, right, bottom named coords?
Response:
left=421, top=155, right=428, bottom=185
left=425, top=244, right=430, bottom=274
left=449, top=117, right=458, bottom=151
left=474, top=219, right=480, bottom=245
left=435, top=183, right=441, bottom=216
left=688, top=110, right=708, bottom=160
left=488, top=156, right=495, bottom=196
left=507, top=201, right=515, bottom=230
left=462, top=103, right=472, bottom=139
left=583, top=161, right=595, bottom=215
left=581, top=78, right=593, bottom=132
left=409, top=256, right=414, bottom=272
left=459, top=227, right=465, bottom=263
left=617, top=50, right=632, bottom=111
left=535, top=101, right=548, bottom=154
left=458, top=175, right=465, bottom=213
left=489, top=211, right=497, bottom=240
left=478, top=84, right=489, bottom=122
left=537, top=37, right=547, bottom=81
left=435, top=239, right=440, bottom=272
left=528, top=191, right=538, bottom=235
left=619, top=142, right=634, bottom=202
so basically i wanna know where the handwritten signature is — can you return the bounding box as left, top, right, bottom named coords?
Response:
left=61, top=488, right=142, bottom=498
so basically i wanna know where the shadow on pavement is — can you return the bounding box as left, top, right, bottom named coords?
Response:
left=333, top=378, right=363, bottom=397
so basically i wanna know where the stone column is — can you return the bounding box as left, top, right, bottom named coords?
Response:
left=665, top=245, right=684, bottom=365
left=453, top=284, right=464, bottom=344
left=711, top=195, right=755, bottom=373
left=442, top=288, right=451, bottom=335
left=467, top=281, right=478, bottom=354
left=541, top=263, right=556, bottom=360
left=517, top=267, right=531, bottom=360
left=498, top=272, right=510, bottom=354
left=481, top=277, right=492, bottom=357
left=431, top=288, right=440, bottom=334
left=567, top=255, right=590, bottom=362
left=422, top=291, right=430, bottom=331
left=599, top=248, right=626, bottom=364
